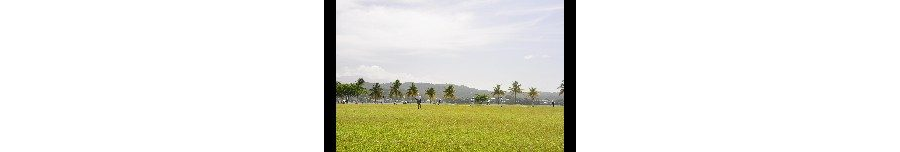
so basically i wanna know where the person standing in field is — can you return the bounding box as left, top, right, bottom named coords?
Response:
left=416, top=97, right=422, bottom=109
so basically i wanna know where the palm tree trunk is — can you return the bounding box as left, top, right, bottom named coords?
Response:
left=514, top=94, right=517, bottom=105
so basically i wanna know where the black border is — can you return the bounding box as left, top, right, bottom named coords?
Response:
left=562, top=1, right=575, bottom=150
left=325, top=0, right=337, bottom=151
left=326, top=1, right=575, bottom=151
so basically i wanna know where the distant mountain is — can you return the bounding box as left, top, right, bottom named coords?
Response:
left=340, top=81, right=564, bottom=101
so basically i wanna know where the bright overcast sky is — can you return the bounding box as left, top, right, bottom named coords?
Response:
left=336, top=0, right=564, bottom=91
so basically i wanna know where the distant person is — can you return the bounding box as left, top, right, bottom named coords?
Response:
left=551, top=101, right=555, bottom=107
left=438, top=99, right=442, bottom=105
left=416, top=97, right=422, bottom=109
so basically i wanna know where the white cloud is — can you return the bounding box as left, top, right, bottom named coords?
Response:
left=338, top=2, right=484, bottom=52
left=335, top=0, right=565, bottom=91
left=524, top=55, right=535, bottom=60
left=494, top=5, right=564, bottom=16
left=524, top=54, right=552, bottom=60
left=335, top=0, right=551, bottom=60
left=336, top=65, right=433, bottom=83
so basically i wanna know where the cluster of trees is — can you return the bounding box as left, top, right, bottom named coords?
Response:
left=486, top=80, right=564, bottom=107
left=334, top=79, right=368, bottom=104
left=333, top=78, right=451, bottom=104
left=335, top=78, right=565, bottom=107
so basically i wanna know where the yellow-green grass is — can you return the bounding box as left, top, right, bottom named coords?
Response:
left=336, top=104, right=564, bottom=151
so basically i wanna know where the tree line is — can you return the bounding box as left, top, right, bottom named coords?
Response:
left=336, top=78, right=564, bottom=107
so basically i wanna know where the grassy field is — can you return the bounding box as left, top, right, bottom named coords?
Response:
left=336, top=104, right=564, bottom=151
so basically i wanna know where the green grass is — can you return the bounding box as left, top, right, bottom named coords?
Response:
left=336, top=104, right=564, bottom=151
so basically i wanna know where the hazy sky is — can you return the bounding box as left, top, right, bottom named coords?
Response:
left=336, top=0, right=563, bottom=91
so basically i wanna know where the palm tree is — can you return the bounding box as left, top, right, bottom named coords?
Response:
left=558, top=80, right=564, bottom=96
left=354, top=87, right=368, bottom=104
left=528, top=87, right=539, bottom=107
left=508, top=81, right=523, bottom=105
left=491, top=84, right=505, bottom=106
left=351, top=78, right=366, bottom=103
left=425, top=88, right=436, bottom=104
left=335, top=81, right=340, bottom=103
left=355, top=78, right=366, bottom=86
left=443, top=85, right=456, bottom=104
left=406, top=83, right=419, bottom=100
left=369, top=83, right=383, bottom=103
left=556, top=80, right=564, bottom=107
left=389, top=80, right=402, bottom=104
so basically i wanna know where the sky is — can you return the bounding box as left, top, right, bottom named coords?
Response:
left=335, top=0, right=564, bottom=91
